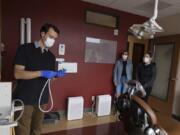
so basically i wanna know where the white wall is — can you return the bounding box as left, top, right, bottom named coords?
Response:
left=158, top=13, right=180, bottom=36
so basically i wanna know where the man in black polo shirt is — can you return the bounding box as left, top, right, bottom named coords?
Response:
left=136, top=52, right=156, bottom=102
left=13, top=23, right=62, bottom=135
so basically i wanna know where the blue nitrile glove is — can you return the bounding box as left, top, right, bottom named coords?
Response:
left=56, top=69, right=66, bottom=77
left=41, top=70, right=57, bottom=79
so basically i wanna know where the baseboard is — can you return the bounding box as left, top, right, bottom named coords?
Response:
left=172, top=114, right=180, bottom=121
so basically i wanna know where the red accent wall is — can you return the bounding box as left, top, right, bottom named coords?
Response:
left=2, top=0, right=147, bottom=110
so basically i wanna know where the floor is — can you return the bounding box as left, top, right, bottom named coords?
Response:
left=42, top=112, right=117, bottom=134
left=43, top=121, right=127, bottom=135
left=156, top=113, right=180, bottom=135
left=42, top=112, right=180, bottom=135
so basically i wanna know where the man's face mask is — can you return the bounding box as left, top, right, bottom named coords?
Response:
left=45, top=37, right=55, bottom=48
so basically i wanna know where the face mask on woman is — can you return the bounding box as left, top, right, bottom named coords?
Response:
left=122, top=55, right=128, bottom=60
left=143, top=57, right=150, bottom=64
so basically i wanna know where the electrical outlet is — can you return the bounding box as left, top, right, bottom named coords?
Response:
left=92, top=96, right=95, bottom=102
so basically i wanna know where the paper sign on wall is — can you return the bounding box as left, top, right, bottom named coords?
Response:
left=58, top=62, right=77, bottom=73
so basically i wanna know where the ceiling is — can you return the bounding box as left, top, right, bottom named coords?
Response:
left=82, top=0, right=180, bottom=18
left=82, top=0, right=180, bottom=36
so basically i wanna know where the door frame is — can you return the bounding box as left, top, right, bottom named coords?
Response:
left=151, top=43, right=175, bottom=101
left=0, top=0, right=1, bottom=50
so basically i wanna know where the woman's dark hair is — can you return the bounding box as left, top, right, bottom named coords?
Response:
left=40, top=23, right=60, bottom=34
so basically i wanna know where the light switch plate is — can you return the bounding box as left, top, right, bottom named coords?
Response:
left=59, top=44, right=65, bottom=55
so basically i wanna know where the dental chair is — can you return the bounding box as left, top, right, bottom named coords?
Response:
left=0, top=82, right=24, bottom=135
left=115, top=80, right=168, bottom=135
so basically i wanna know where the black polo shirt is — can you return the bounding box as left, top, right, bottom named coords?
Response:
left=13, top=43, right=55, bottom=105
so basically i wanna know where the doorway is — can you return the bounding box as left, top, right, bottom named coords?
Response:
left=149, top=44, right=175, bottom=115
left=151, top=44, right=174, bottom=100
left=132, top=43, right=145, bottom=79
left=127, top=35, right=148, bottom=79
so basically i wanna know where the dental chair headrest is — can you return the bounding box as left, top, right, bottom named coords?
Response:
left=132, top=95, right=157, bottom=126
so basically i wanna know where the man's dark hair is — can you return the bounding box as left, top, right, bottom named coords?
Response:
left=146, top=51, right=153, bottom=57
left=40, top=23, right=60, bottom=34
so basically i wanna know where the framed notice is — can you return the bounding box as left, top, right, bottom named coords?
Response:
left=85, top=37, right=117, bottom=64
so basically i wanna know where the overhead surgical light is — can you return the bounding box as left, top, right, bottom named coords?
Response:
left=128, top=0, right=164, bottom=39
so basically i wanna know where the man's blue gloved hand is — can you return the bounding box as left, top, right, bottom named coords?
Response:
left=56, top=69, right=66, bottom=77
left=41, top=70, right=57, bottom=79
